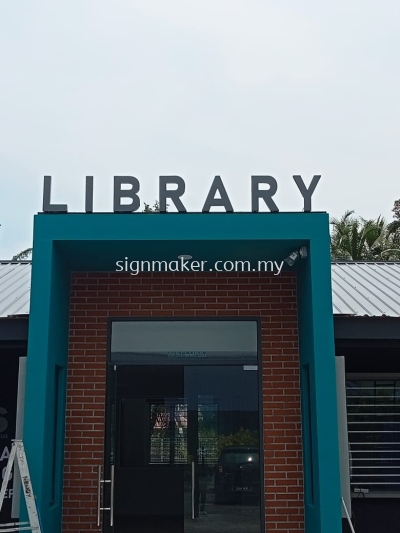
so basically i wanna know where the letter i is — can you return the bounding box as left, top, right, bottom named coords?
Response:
left=85, top=176, right=94, bottom=213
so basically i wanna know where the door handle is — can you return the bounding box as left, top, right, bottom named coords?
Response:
left=110, top=464, right=115, bottom=527
left=97, top=465, right=102, bottom=527
left=191, top=461, right=195, bottom=520
left=97, top=464, right=113, bottom=527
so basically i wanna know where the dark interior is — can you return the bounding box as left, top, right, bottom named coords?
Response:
left=338, top=343, right=400, bottom=533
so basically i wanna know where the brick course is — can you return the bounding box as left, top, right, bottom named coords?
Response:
left=62, top=272, right=304, bottom=532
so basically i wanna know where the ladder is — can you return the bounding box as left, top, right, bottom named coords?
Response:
left=0, top=441, right=42, bottom=533
left=342, top=497, right=356, bottom=533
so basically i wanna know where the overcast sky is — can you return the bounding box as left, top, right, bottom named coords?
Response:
left=1, top=0, right=399, bottom=258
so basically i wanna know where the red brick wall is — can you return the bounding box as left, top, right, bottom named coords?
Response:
left=62, top=272, right=304, bottom=532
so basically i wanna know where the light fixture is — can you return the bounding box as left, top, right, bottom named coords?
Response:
left=284, top=251, right=300, bottom=266
left=284, top=246, right=308, bottom=266
left=299, top=246, right=308, bottom=259
left=178, top=254, right=192, bottom=260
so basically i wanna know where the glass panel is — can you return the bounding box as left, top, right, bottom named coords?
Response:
left=111, top=320, right=258, bottom=364
left=149, top=403, right=172, bottom=464
left=107, top=363, right=261, bottom=533
left=148, top=401, right=189, bottom=465
left=175, top=403, right=188, bottom=464
left=184, top=366, right=262, bottom=533
left=219, top=450, right=259, bottom=464
left=198, top=400, right=219, bottom=468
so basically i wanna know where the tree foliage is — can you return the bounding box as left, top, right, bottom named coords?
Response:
left=142, top=200, right=161, bottom=213
left=218, top=428, right=258, bottom=453
left=392, top=199, right=400, bottom=220
left=330, top=210, right=400, bottom=260
left=12, top=248, right=32, bottom=260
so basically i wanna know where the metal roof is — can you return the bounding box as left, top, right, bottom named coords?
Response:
left=331, top=262, right=400, bottom=317
left=0, top=262, right=32, bottom=317
left=1, top=260, right=400, bottom=318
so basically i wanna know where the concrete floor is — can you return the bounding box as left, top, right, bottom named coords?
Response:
left=185, top=504, right=261, bottom=533
left=114, top=504, right=261, bottom=533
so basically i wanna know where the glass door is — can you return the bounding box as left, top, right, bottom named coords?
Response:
left=103, top=365, right=186, bottom=533
left=183, top=365, right=262, bottom=533
left=103, top=364, right=262, bottom=533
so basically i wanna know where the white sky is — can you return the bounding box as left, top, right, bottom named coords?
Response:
left=1, top=0, right=399, bottom=258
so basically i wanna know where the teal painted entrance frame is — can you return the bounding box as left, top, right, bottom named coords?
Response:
left=24, top=212, right=342, bottom=533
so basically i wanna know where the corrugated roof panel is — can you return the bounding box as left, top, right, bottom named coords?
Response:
left=1, top=260, right=400, bottom=318
left=331, top=262, right=400, bottom=317
left=0, top=262, right=31, bottom=317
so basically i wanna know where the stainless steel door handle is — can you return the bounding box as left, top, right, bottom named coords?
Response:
left=97, top=465, right=102, bottom=527
left=191, top=461, right=195, bottom=520
left=110, top=464, right=115, bottom=527
left=97, top=464, right=113, bottom=527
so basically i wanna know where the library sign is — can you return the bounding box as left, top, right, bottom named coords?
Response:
left=42, top=175, right=321, bottom=213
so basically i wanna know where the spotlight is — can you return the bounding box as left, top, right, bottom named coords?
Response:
left=284, top=251, right=300, bottom=266
left=299, top=246, right=308, bottom=259
left=284, top=246, right=308, bottom=266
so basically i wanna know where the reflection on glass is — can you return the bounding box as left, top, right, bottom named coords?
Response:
left=149, top=402, right=189, bottom=464
left=113, top=364, right=262, bottom=533
left=175, top=403, right=188, bottom=464
left=149, top=403, right=171, bottom=464
left=184, top=366, right=261, bottom=533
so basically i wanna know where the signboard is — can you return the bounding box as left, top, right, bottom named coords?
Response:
left=0, top=354, right=20, bottom=524
left=42, top=174, right=321, bottom=213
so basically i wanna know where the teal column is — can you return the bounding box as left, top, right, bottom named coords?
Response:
left=24, top=236, right=70, bottom=533
left=298, top=236, right=342, bottom=533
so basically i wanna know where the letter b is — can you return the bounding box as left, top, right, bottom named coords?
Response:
left=114, top=176, right=140, bottom=212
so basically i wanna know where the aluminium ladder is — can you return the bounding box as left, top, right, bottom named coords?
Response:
left=0, top=440, right=41, bottom=532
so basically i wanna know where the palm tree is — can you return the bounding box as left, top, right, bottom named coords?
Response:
left=389, top=199, right=400, bottom=246
left=392, top=199, right=400, bottom=220
left=330, top=211, right=400, bottom=260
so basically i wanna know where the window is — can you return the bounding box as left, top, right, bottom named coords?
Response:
left=148, top=400, right=219, bottom=465
left=346, top=379, right=400, bottom=493
left=111, top=320, right=258, bottom=364
left=149, top=401, right=188, bottom=464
